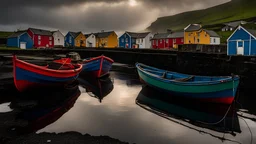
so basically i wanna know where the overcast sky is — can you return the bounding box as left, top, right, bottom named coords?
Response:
left=0, top=0, right=230, bottom=35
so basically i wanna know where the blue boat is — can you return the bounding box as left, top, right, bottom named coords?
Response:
left=136, top=63, right=240, bottom=104
left=81, top=55, right=114, bottom=78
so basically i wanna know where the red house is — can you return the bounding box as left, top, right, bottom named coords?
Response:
left=151, top=32, right=184, bottom=49
left=28, top=28, right=54, bottom=48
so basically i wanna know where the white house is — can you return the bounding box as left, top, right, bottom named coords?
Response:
left=204, top=30, right=220, bottom=45
left=85, top=34, right=96, bottom=47
left=135, top=32, right=153, bottom=48
left=52, top=30, right=64, bottom=47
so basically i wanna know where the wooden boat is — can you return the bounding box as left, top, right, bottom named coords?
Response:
left=136, top=63, right=240, bottom=104
left=80, top=55, right=114, bottom=78
left=78, top=77, right=114, bottom=103
left=13, top=55, right=82, bottom=92
left=136, top=86, right=241, bottom=134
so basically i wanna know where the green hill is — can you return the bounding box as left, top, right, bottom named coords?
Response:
left=146, top=0, right=256, bottom=33
left=0, top=31, right=14, bottom=38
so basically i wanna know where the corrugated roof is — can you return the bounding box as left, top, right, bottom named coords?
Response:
left=94, top=31, right=115, bottom=38
left=245, top=28, right=256, bottom=38
left=224, top=21, right=246, bottom=28
left=204, top=29, right=220, bottom=37
left=126, top=32, right=150, bottom=38
left=29, top=28, right=52, bottom=36
left=84, top=34, right=92, bottom=38
left=8, top=31, right=27, bottom=38
left=168, top=32, right=184, bottom=38
left=184, top=24, right=202, bottom=32
left=152, top=33, right=169, bottom=39
left=69, top=32, right=81, bottom=38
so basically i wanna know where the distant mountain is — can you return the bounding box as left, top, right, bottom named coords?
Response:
left=146, top=0, right=256, bottom=33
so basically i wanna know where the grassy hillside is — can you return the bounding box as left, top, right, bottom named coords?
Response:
left=147, top=0, right=256, bottom=33
left=0, top=31, right=14, bottom=38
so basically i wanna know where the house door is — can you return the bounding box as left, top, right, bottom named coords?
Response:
left=20, top=42, right=26, bottom=49
left=237, top=41, right=244, bottom=55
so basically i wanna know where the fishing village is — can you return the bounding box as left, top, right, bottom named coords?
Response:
left=0, top=0, right=256, bottom=144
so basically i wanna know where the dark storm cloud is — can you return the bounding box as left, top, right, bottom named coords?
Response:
left=0, top=0, right=230, bottom=34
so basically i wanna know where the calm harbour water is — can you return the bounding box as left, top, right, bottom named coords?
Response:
left=0, top=67, right=256, bottom=144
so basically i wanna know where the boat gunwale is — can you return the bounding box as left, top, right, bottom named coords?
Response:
left=136, top=63, right=239, bottom=86
left=83, top=55, right=114, bottom=64
left=14, top=55, right=83, bottom=74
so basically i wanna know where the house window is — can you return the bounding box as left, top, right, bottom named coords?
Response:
left=173, top=39, right=176, bottom=43
left=156, top=40, right=158, bottom=46
left=125, top=38, right=128, bottom=42
left=49, top=41, right=52, bottom=45
left=69, top=36, right=72, bottom=43
left=188, top=33, right=191, bottom=36
left=197, top=39, right=200, bottom=43
left=189, top=40, right=191, bottom=43
left=38, top=40, right=41, bottom=45
left=58, top=39, right=60, bottom=43
left=92, top=35, right=94, bottom=38
left=213, top=38, right=216, bottom=43
left=141, top=39, right=143, bottom=43
left=49, top=37, right=52, bottom=40
left=166, top=39, right=168, bottom=43
left=160, top=39, right=162, bottom=43
left=122, top=38, right=124, bottom=43
left=38, top=36, right=41, bottom=40
left=181, top=39, right=183, bottom=42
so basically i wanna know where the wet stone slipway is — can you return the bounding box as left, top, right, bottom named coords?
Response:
left=0, top=57, right=256, bottom=144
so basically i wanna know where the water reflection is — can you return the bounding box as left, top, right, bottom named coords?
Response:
left=0, top=81, right=81, bottom=138
left=78, top=76, right=114, bottom=103
left=136, top=86, right=243, bottom=142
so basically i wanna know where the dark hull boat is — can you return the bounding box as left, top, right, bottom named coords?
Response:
left=136, top=86, right=241, bottom=134
left=136, top=63, right=240, bottom=104
left=13, top=55, right=82, bottom=92
left=81, top=55, right=114, bottom=78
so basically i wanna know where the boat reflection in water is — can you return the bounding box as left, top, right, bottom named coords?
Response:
left=78, top=76, right=114, bottom=103
left=136, top=86, right=241, bottom=136
left=0, top=82, right=81, bottom=136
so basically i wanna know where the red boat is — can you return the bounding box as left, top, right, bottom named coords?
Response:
left=81, top=55, right=114, bottom=78
left=13, top=55, right=82, bottom=92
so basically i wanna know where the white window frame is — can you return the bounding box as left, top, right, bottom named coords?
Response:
left=49, top=41, right=52, bottom=45
left=49, top=37, right=52, bottom=40
left=38, top=40, right=41, bottom=45
left=173, top=39, right=176, bottom=43
left=38, top=35, right=41, bottom=40
left=166, top=39, right=168, bottom=43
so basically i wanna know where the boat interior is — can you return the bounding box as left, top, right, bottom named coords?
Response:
left=137, top=64, right=233, bottom=83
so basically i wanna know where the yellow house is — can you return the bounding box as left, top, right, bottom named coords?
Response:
left=70, top=32, right=86, bottom=47
left=95, top=31, right=118, bottom=48
left=184, top=24, right=220, bottom=45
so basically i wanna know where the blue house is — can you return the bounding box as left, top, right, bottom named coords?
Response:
left=118, top=32, right=137, bottom=48
left=64, top=32, right=78, bottom=47
left=7, top=31, right=33, bottom=49
left=227, top=25, right=256, bottom=56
